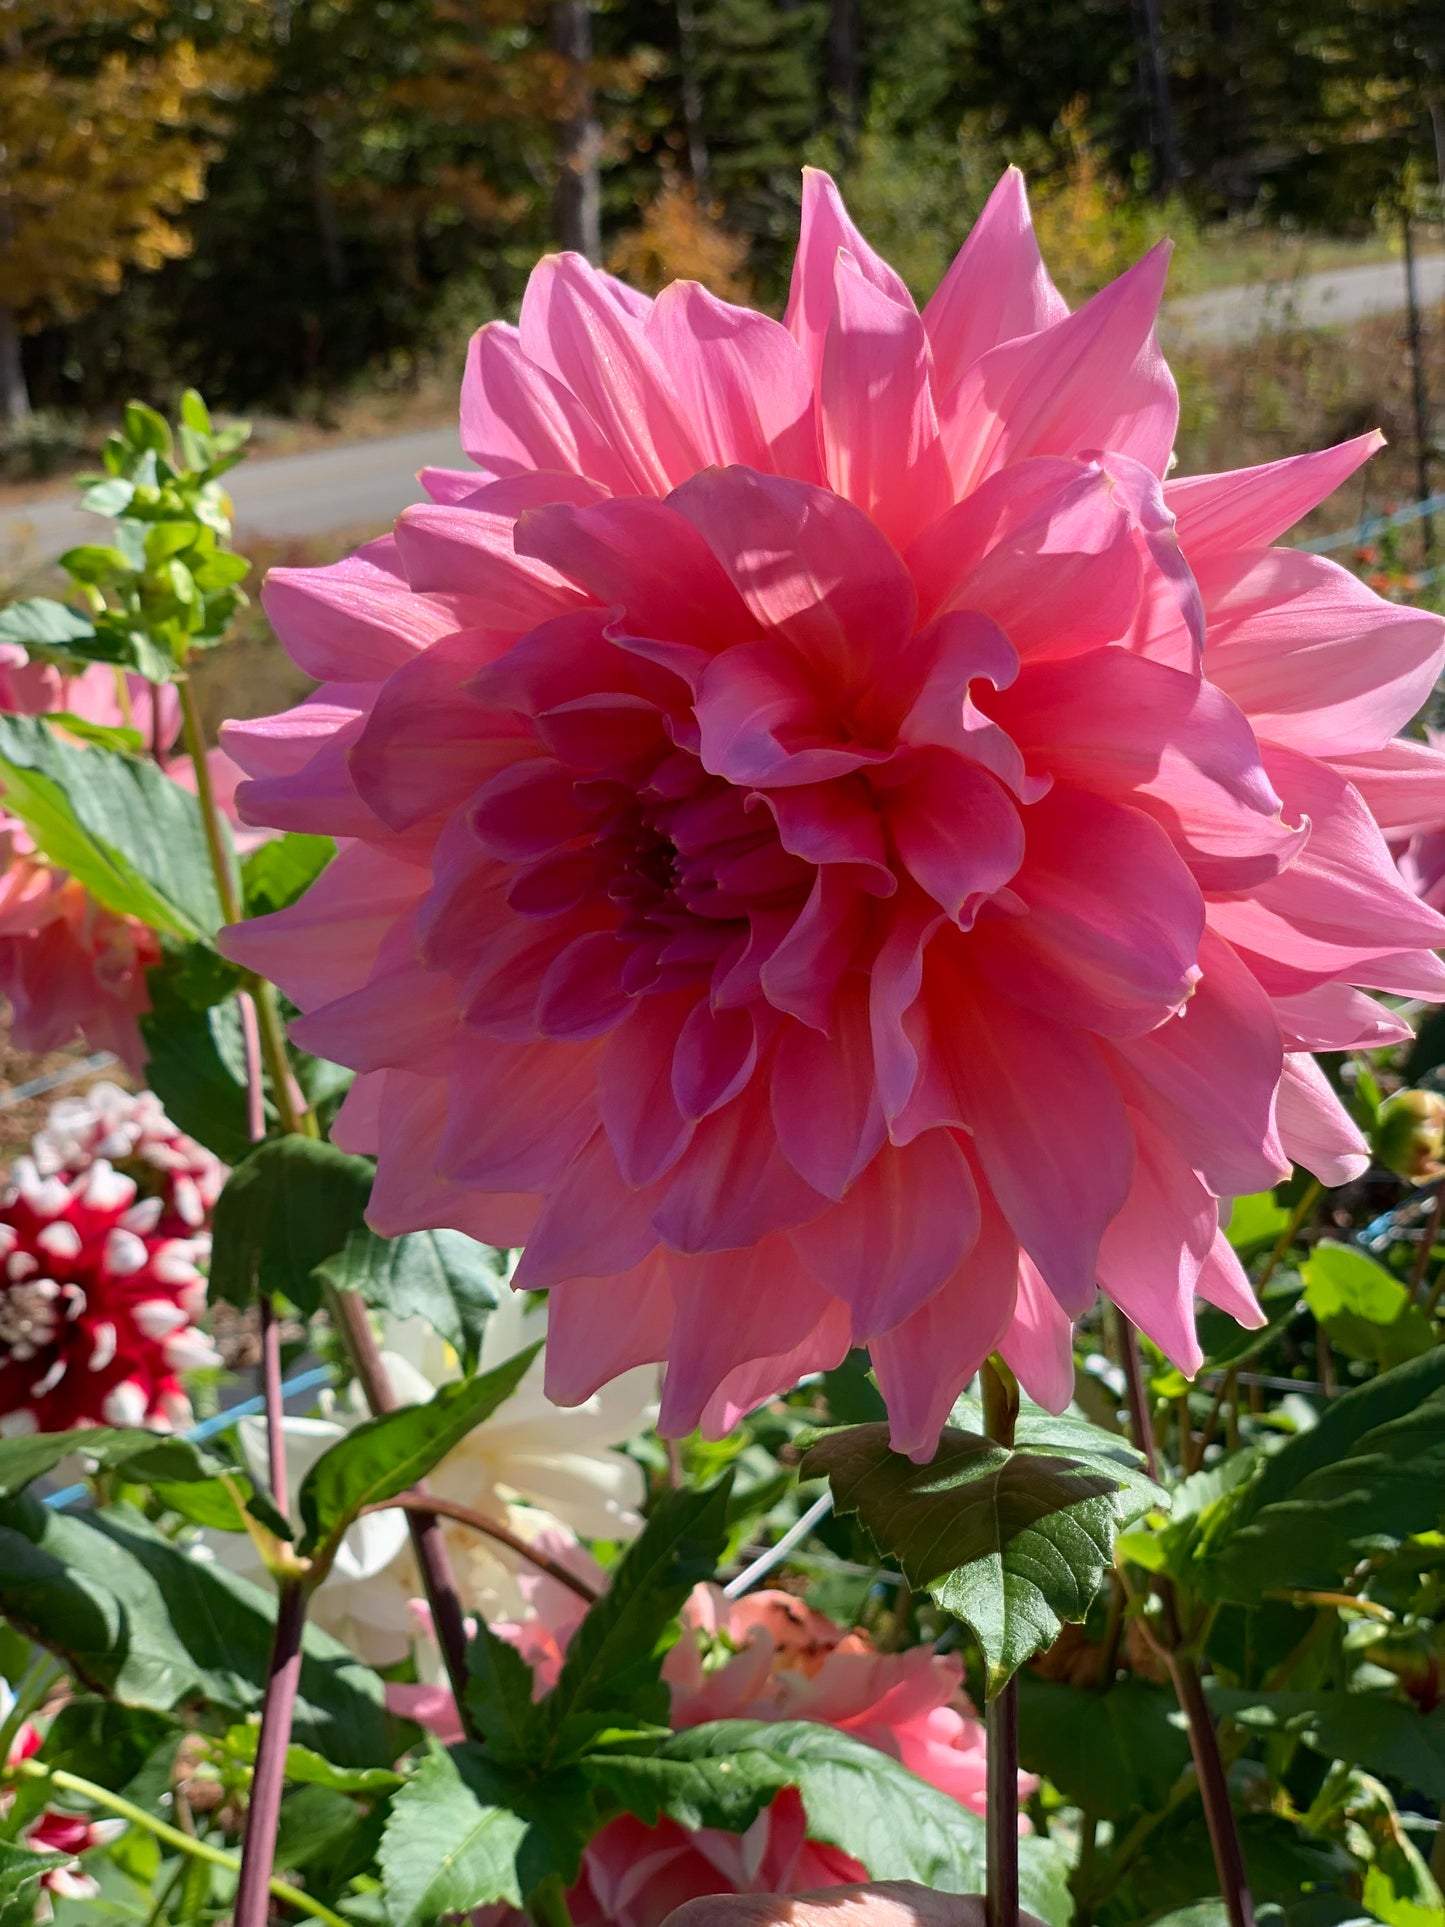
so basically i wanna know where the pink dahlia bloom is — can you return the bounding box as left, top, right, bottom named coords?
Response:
left=393, top=1578, right=1021, bottom=1927
left=31, top=1082, right=227, bottom=1235
left=222, top=168, right=1445, bottom=1456
left=0, top=1680, right=126, bottom=1915
left=0, top=650, right=178, bottom=1070
left=0, top=1153, right=218, bottom=1436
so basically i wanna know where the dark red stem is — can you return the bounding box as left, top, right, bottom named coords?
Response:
left=232, top=1579, right=307, bottom=1927
left=981, top=1357, right=1021, bottom=1927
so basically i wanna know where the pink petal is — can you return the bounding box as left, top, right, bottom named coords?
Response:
left=924, top=167, right=1068, bottom=392
left=544, top=1252, right=674, bottom=1404
left=599, top=989, right=699, bottom=1184
left=883, top=747, right=1024, bottom=924
left=260, top=539, right=468, bottom=683
left=771, top=976, right=885, bottom=1197
left=1167, top=432, right=1383, bottom=557
left=759, top=778, right=893, bottom=893
left=698, top=1296, right=854, bottom=1440
left=393, top=501, right=588, bottom=629
left=1329, top=735, right=1445, bottom=838
left=646, top=280, right=823, bottom=482
left=968, top=785, right=1205, bottom=1040
left=420, top=466, right=482, bottom=504
left=759, top=869, right=868, bottom=1030
left=819, top=249, right=952, bottom=550
left=938, top=245, right=1177, bottom=493
left=1111, top=928, right=1288, bottom=1196
left=460, top=320, right=636, bottom=493
left=365, top=1068, right=540, bottom=1246
left=536, top=930, right=634, bottom=1040
left=1200, top=548, right=1445, bottom=755
left=992, top=645, right=1299, bottom=894
left=653, top=1086, right=829, bottom=1254
left=224, top=693, right=376, bottom=838
left=1196, top=1229, right=1267, bottom=1328
left=999, top=1254, right=1077, bottom=1414
left=669, top=466, right=916, bottom=689
left=1096, top=1120, right=1213, bottom=1377
left=790, top=1130, right=981, bottom=1338
left=659, top=1235, right=844, bottom=1434
left=870, top=1182, right=1019, bottom=1460
left=908, top=460, right=1141, bottom=659
left=919, top=951, right=1134, bottom=1314
left=785, top=167, right=914, bottom=383
left=289, top=959, right=456, bottom=1072
left=672, top=1000, right=758, bottom=1119
left=514, top=495, right=757, bottom=650
left=1272, top=983, right=1411, bottom=1052
left=693, top=639, right=887, bottom=789
left=436, top=1034, right=602, bottom=1190
left=1275, top=1052, right=1370, bottom=1185
left=519, top=253, right=702, bottom=493
left=512, top=1130, right=662, bottom=1289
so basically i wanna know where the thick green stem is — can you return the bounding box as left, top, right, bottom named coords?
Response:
left=982, top=1355, right=1020, bottom=1927
left=6, top=1760, right=349, bottom=1927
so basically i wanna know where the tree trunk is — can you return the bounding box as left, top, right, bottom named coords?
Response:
left=1132, top=0, right=1180, bottom=194
left=827, top=0, right=860, bottom=157
left=550, top=0, right=602, bottom=263
left=0, top=304, right=30, bottom=428
left=676, top=0, right=710, bottom=193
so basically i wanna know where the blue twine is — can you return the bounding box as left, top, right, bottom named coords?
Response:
left=1299, top=491, right=1445, bottom=555
left=41, top=1362, right=337, bottom=1510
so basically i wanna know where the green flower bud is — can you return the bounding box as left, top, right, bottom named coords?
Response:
left=1373, top=1088, right=1445, bottom=1183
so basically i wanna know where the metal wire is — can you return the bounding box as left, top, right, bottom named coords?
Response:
left=722, top=1488, right=835, bottom=1597
left=0, top=1054, right=117, bottom=1110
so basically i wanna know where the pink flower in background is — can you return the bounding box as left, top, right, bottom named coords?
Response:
left=394, top=1578, right=1022, bottom=1927
left=222, top=166, right=1445, bottom=1456
left=0, top=1150, right=218, bottom=1436
left=0, top=652, right=174, bottom=1070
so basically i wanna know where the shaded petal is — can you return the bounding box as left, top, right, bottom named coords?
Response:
left=1272, top=983, right=1411, bottom=1052
left=519, top=253, right=702, bottom=492
left=544, top=1252, right=674, bottom=1404
left=923, top=167, right=1068, bottom=390
left=461, top=320, right=636, bottom=492
left=999, top=1255, right=1077, bottom=1413
left=393, top=501, right=588, bottom=629
left=599, top=989, right=698, bottom=1184
left=790, top=1130, right=981, bottom=1338
left=437, top=1034, right=602, bottom=1190
left=819, top=249, right=952, bottom=550
left=785, top=167, right=914, bottom=382
left=1197, top=1229, right=1267, bottom=1328
left=1329, top=735, right=1445, bottom=839
left=512, top=1130, right=662, bottom=1289
left=653, top=1086, right=829, bottom=1254
left=1097, top=1120, right=1212, bottom=1377
left=1111, top=927, right=1288, bottom=1196
left=1276, top=1052, right=1370, bottom=1185
left=365, top=1069, right=540, bottom=1247
left=771, top=975, right=885, bottom=1196
left=672, top=1000, right=758, bottom=1119
left=883, top=747, right=1024, bottom=924
left=870, top=1178, right=1019, bottom=1460
left=647, top=280, right=823, bottom=482
left=261, top=538, right=471, bottom=684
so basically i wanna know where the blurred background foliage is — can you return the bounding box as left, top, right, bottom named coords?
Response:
left=3, top=0, right=1445, bottom=438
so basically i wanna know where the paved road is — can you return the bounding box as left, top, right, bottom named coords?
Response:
left=3, top=252, right=1442, bottom=577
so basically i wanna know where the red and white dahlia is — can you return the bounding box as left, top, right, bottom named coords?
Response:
left=0, top=1154, right=217, bottom=1436
left=221, top=167, right=1445, bottom=1456
left=32, top=1081, right=227, bottom=1236
left=0, top=1681, right=125, bottom=1916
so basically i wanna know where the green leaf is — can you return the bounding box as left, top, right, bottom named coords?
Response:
left=0, top=1494, right=388, bottom=1766
left=38, top=1700, right=179, bottom=1795
left=1302, top=1239, right=1434, bottom=1367
left=58, top=544, right=136, bottom=584
left=585, top=1741, right=794, bottom=1833
left=222, top=1725, right=404, bottom=1795
left=179, top=390, right=212, bottom=435
left=140, top=976, right=254, bottom=1164
left=296, top=1344, right=540, bottom=1565
left=318, top=1226, right=502, bottom=1373
left=0, top=713, right=223, bottom=940
left=0, top=1842, right=71, bottom=1916
left=0, top=1426, right=220, bottom=1498
left=0, top=597, right=97, bottom=649
left=539, top=1478, right=733, bottom=1761
left=209, top=1135, right=374, bottom=1315
left=1199, top=1348, right=1445, bottom=1601
left=1210, top=1690, right=1445, bottom=1803
left=464, top=1620, right=545, bottom=1767
left=802, top=1406, right=1161, bottom=1694
left=1226, top=1191, right=1291, bottom=1249
left=378, top=1743, right=589, bottom=1921
left=239, top=833, right=335, bottom=919
left=78, top=477, right=137, bottom=518
left=44, top=713, right=144, bottom=754
left=1017, top=1675, right=1191, bottom=1820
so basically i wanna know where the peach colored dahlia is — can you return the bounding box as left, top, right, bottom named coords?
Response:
left=392, top=1578, right=1025, bottom=1927
left=222, top=168, right=1445, bottom=1456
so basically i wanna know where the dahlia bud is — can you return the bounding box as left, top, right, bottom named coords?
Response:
left=32, top=1083, right=226, bottom=1237
left=0, top=1156, right=219, bottom=1437
left=1372, top=1089, right=1445, bottom=1183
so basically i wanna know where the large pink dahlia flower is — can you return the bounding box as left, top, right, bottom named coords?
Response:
left=222, top=168, right=1445, bottom=1456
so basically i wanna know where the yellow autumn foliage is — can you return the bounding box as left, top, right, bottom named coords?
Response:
left=0, top=1, right=264, bottom=329
left=607, top=176, right=751, bottom=300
